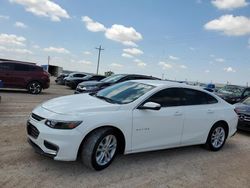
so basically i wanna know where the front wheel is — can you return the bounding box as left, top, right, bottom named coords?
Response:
left=81, top=128, right=118, bottom=170
left=206, top=124, right=227, bottom=151
left=27, top=81, right=42, bottom=94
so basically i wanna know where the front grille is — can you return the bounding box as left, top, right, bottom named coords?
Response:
left=27, top=122, right=40, bottom=139
left=31, top=113, right=45, bottom=121
left=238, top=113, right=250, bottom=122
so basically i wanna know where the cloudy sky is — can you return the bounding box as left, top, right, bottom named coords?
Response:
left=0, top=0, right=249, bottom=85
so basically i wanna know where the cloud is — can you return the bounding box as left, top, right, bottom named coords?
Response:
left=0, top=46, right=32, bottom=54
left=205, top=70, right=210, bottom=73
left=133, top=59, right=146, bottom=67
left=0, top=15, right=9, bottom=20
left=9, top=0, right=70, bottom=22
left=224, top=67, right=236, bottom=72
left=123, top=48, right=143, bottom=56
left=159, top=61, right=173, bottom=69
left=169, top=55, right=180, bottom=61
left=83, top=51, right=92, bottom=55
left=0, top=33, right=26, bottom=46
left=78, top=60, right=92, bottom=65
left=189, top=47, right=195, bottom=51
left=81, top=16, right=106, bottom=32
left=211, top=0, right=248, bottom=10
left=44, top=47, right=70, bottom=54
left=122, top=53, right=133, bottom=58
left=204, top=15, right=250, bottom=36
left=14, top=21, right=27, bottom=28
left=215, top=58, right=225, bottom=63
left=110, top=63, right=123, bottom=68
left=105, top=24, right=142, bottom=46
left=179, top=65, right=187, bottom=69
left=82, top=16, right=143, bottom=46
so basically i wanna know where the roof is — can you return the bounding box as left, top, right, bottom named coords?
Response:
left=133, top=79, right=186, bottom=87
left=0, top=58, right=36, bottom=65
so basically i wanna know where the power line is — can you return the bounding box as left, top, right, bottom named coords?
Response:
left=95, top=45, right=104, bottom=75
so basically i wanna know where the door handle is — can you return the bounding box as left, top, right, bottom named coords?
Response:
left=174, top=111, right=182, bottom=116
left=207, top=109, right=214, bottom=114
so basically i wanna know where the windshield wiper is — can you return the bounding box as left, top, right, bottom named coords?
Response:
left=95, top=95, right=119, bottom=104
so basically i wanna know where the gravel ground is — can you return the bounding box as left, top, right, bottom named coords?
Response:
left=0, top=78, right=250, bottom=188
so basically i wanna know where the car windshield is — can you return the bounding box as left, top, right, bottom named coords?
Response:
left=243, top=97, right=250, bottom=105
left=100, top=74, right=125, bottom=83
left=82, top=75, right=93, bottom=79
left=94, top=81, right=155, bottom=104
left=218, top=85, right=245, bottom=97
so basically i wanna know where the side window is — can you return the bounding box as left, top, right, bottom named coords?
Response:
left=0, top=63, right=13, bottom=71
left=146, top=88, right=182, bottom=107
left=243, top=89, right=250, bottom=98
left=182, top=88, right=217, bottom=105
left=13, top=64, right=30, bottom=71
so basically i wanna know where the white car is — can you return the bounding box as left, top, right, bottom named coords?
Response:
left=27, top=80, right=238, bottom=170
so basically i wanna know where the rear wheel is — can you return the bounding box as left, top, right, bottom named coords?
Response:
left=81, top=128, right=118, bottom=170
left=27, top=81, right=42, bottom=94
left=206, top=124, right=227, bottom=151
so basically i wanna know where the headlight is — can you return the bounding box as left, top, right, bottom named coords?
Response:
left=45, top=120, right=82, bottom=129
left=78, top=85, right=97, bottom=91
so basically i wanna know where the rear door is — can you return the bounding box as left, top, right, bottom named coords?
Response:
left=180, top=88, right=219, bottom=145
left=12, top=63, right=31, bottom=88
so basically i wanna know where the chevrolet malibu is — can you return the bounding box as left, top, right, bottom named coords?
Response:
left=27, top=80, right=238, bottom=170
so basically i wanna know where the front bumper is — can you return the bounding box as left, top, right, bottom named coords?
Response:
left=27, top=109, right=84, bottom=161
left=237, top=121, right=250, bottom=131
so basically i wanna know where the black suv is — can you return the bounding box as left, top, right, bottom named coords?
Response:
left=216, top=85, right=250, bottom=104
left=75, top=74, right=160, bottom=94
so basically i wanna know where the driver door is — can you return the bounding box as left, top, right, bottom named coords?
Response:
left=132, top=88, right=184, bottom=152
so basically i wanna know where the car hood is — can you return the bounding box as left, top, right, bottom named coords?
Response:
left=41, top=94, right=120, bottom=115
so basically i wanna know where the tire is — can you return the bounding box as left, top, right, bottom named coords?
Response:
left=205, top=124, right=227, bottom=151
left=81, top=128, right=118, bottom=170
left=27, top=81, right=42, bottom=94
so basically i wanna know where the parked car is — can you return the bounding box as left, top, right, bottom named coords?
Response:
left=0, top=61, right=50, bottom=94
left=215, top=85, right=250, bottom=104
left=27, top=80, right=237, bottom=170
left=203, top=83, right=216, bottom=92
left=234, top=97, right=250, bottom=131
left=75, top=74, right=161, bottom=94
left=55, top=73, right=69, bottom=85
left=66, top=74, right=106, bottom=90
left=64, top=73, right=89, bottom=88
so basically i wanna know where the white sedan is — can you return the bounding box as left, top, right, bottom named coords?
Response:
left=27, top=80, right=238, bottom=170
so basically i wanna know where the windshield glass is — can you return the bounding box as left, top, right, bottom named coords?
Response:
left=100, top=74, right=125, bottom=83
left=218, top=85, right=245, bottom=97
left=95, top=81, right=155, bottom=104
left=243, top=97, right=250, bottom=105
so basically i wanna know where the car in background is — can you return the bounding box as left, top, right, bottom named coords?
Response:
left=27, top=80, right=238, bottom=170
left=234, top=97, right=250, bottom=131
left=75, top=74, right=161, bottom=94
left=215, top=85, right=250, bottom=104
left=0, top=61, right=50, bottom=94
left=64, top=73, right=89, bottom=87
left=55, top=73, right=69, bottom=85
left=66, top=74, right=106, bottom=90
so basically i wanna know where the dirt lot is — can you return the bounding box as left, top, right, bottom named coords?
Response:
left=0, top=78, right=250, bottom=188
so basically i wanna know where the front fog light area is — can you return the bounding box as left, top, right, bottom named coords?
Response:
left=45, top=120, right=82, bottom=129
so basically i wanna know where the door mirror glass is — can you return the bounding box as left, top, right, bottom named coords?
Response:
left=138, top=102, right=161, bottom=110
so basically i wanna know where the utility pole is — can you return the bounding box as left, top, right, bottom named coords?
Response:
left=47, top=56, right=50, bottom=72
left=95, top=45, right=104, bottom=75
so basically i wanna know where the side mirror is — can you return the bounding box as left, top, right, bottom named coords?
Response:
left=138, top=102, right=161, bottom=110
